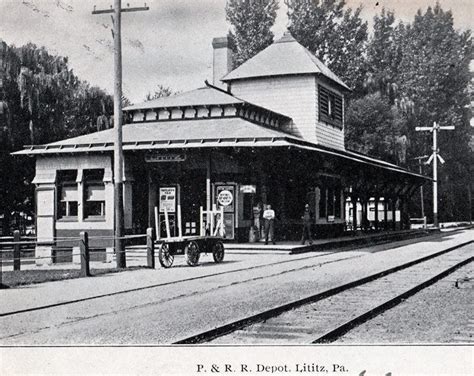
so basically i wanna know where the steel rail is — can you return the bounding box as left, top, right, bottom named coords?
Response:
left=174, top=240, right=473, bottom=344
left=312, top=255, right=473, bottom=343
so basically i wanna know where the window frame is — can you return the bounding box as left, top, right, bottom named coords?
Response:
left=83, top=169, right=106, bottom=221
left=57, top=170, right=79, bottom=221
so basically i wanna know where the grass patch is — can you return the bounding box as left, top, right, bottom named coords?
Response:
left=1, top=267, right=144, bottom=288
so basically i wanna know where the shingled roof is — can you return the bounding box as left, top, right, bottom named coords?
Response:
left=123, top=86, right=243, bottom=111
left=13, top=117, right=298, bottom=155
left=13, top=117, right=426, bottom=180
left=222, top=32, right=350, bottom=92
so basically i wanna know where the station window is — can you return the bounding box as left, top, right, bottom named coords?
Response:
left=84, top=169, right=106, bottom=219
left=57, top=170, right=78, bottom=219
left=318, top=85, right=343, bottom=128
left=319, top=187, right=342, bottom=220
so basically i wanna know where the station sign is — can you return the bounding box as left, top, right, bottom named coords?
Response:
left=145, top=153, right=186, bottom=163
left=239, top=185, right=256, bottom=194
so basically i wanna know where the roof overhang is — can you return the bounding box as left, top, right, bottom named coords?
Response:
left=13, top=134, right=428, bottom=181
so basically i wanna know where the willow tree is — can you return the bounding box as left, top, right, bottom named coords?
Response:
left=16, top=45, right=74, bottom=144
left=0, top=39, right=113, bottom=234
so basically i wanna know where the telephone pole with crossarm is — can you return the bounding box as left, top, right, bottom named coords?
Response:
left=92, top=1, right=149, bottom=268
left=415, top=122, right=454, bottom=228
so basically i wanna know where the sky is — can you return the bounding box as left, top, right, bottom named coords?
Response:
left=1, top=0, right=472, bottom=103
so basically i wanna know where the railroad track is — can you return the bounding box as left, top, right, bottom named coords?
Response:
left=175, top=240, right=473, bottom=344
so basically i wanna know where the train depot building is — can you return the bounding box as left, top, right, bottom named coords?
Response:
left=14, top=33, right=427, bottom=264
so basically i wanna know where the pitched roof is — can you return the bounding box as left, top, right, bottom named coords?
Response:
left=123, top=86, right=243, bottom=111
left=14, top=117, right=297, bottom=155
left=222, top=32, right=350, bottom=91
left=13, top=117, right=426, bottom=180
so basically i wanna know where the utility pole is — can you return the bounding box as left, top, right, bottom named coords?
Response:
left=93, top=1, right=149, bottom=268
left=415, top=122, right=454, bottom=228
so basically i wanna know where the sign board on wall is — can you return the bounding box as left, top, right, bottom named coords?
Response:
left=159, top=187, right=176, bottom=213
left=145, top=153, right=186, bottom=163
left=239, top=185, right=256, bottom=194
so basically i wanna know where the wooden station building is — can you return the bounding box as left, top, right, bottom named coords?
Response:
left=14, top=32, right=427, bottom=264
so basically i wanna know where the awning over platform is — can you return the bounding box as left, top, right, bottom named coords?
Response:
left=14, top=116, right=427, bottom=181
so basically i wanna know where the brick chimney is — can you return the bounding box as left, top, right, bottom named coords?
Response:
left=212, top=37, right=233, bottom=90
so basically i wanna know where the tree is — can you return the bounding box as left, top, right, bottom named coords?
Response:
left=345, top=92, right=406, bottom=164
left=144, top=85, right=174, bottom=101
left=226, top=0, right=279, bottom=68
left=0, top=39, right=113, bottom=234
left=364, top=9, right=403, bottom=103
left=285, top=0, right=368, bottom=93
left=396, top=5, right=472, bottom=221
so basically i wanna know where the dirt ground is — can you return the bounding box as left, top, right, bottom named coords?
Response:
left=337, top=263, right=473, bottom=343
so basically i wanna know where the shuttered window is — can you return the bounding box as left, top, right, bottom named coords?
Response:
left=84, top=169, right=106, bottom=219
left=318, top=85, right=343, bottom=128
left=57, top=170, right=78, bottom=219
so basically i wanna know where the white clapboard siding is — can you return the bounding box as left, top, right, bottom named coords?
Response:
left=231, top=75, right=346, bottom=150
left=231, top=75, right=317, bottom=142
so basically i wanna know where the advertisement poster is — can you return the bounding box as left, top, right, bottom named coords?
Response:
left=216, top=185, right=235, bottom=213
left=159, top=187, right=176, bottom=213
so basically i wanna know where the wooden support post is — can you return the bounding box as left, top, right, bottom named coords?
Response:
left=206, top=154, right=211, bottom=212
left=392, top=199, right=397, bottom=231
left=399, top=197, right=405, bottom=230
left=154, top=206, right=160, bottom=240
left=92, top=0, right=149, bottom=269
left=80, top=231, right=90, bottom=277
left=364, top=201, right=369, bottom=230
left=384, top=199, right=388, bottom=230
left=146, top=227, right=155, bottom=269
left=147, top=173, right=157, bottom=228
left=13, top=230, right=20, bottom=271
left=374, top=197, right=379, bottom=231
left=352, top=197, right=357, bottom=232
left=401, top=197, right=410, bottom=230
left=111, top=0, right=125, bottom=269
left=177, top=204, right=183, bottom=238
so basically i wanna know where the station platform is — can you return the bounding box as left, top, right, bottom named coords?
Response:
left=225, top=228, right=441, bottom=254
left=3, top=227, right=468, bottom=272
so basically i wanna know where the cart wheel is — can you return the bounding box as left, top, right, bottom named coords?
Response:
left=158, top=242, right=174, bottom=268
left=212, top=241, right=225, bottom=263
left=185, top=241, right=200, bottom=266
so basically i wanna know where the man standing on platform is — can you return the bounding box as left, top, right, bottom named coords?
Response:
left=263, top=204, right=276, bottom=245
left=301, top=203, right=313, bottom=245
